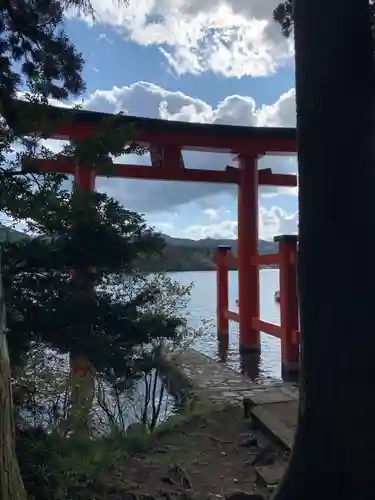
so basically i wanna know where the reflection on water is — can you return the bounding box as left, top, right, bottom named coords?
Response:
left=18, top=347, right=176, bottom=432
left=169, top=269, right=282, bottom=383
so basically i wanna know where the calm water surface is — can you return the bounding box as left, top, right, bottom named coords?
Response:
left=169, top=270, right=282, bottom=383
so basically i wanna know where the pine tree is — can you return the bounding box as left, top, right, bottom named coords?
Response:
left=0, top=1, right=135, bottom=498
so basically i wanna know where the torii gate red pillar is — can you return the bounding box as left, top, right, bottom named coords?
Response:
left=70, top=165, right=96, bottom=421
left=70, top=164, right=95, bottom=277
left=237, top=155, right=260, bottom=353
left=74, top=165, right=95, bottom=193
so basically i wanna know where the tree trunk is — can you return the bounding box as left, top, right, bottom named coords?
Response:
left=0, top=253, right=26, bottom=500
left=272, top=1, right=375, bottom=499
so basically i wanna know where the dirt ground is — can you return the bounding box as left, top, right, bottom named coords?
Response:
left=103, top=405, right=289, bottom=500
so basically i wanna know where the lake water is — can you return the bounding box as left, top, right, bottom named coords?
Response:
left=169, top=269, right=282, bottom=383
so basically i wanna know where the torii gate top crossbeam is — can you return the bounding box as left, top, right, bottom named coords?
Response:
left=14, top=100, right=297, bottom=155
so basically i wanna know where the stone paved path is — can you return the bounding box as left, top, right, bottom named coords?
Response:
left=167, top=348, right=299, bottom=450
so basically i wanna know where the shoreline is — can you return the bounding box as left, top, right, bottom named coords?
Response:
left=137, top=265, right=278, bottom=274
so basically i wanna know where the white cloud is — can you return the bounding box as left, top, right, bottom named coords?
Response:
left=160, top=205, right=298, bottom=240
left=184, top=219, right=238, bottom=239
left=73, top=81, right=298, bottom=212
left=67, top=0, right=293, bottom=77
left=96, top=33, right=114, bottom=44
left=203, top=208, right=220, bottom=221
left=258, top=88, right=296, bottom=127
left=259, top=206, right=298, bottom=240
left=153, top=221, right=175, bottom=232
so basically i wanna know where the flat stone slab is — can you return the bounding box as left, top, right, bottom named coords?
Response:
left=246, top=389, right=295, bottom=405
left=255, top=464, right=286, bottom=485
left=251, top=405, right=295, bottom=450
left=265, top=401, right=298, bottom=430
left=279, top=386, right=299, bottom=400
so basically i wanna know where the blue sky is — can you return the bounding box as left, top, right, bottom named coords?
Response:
left=41, top=1, right=299, bottom=240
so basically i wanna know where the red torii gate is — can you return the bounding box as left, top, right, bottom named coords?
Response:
left=16, top=100, right=297, bottom=356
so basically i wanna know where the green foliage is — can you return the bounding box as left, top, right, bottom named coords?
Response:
left=16, top=428, right=144, bottom=500
left=61, top=113, right=145, bottom=168
left=2, top=199, right=183, bottom=375
left=4, top=190, right=164, bottom=272
left=11, top=271, right=200, bottom=435
left=0, top=0, right=89, bottom=130
left=0, top=122, right=67, bottom=223
left=273, top=0, right=294, bottom=38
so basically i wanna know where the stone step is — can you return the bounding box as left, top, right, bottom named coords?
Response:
left=255, top=463, right=286, bottom=486
left=251, top=406, right=295, bottom=450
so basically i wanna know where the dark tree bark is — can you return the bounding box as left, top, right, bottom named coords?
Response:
left=272, top=1, right=375, bottom=499
left=0, top=253, right=26, bottom=500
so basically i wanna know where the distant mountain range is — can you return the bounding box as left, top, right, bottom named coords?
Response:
left=162, top=234, right=277, bottom=254
left=138, top=234, right=278, bottom=272
left=0, top=224, right=278, bottom=272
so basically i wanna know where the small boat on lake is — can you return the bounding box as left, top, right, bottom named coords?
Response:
left=274, top=290, right=280, bottom=302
